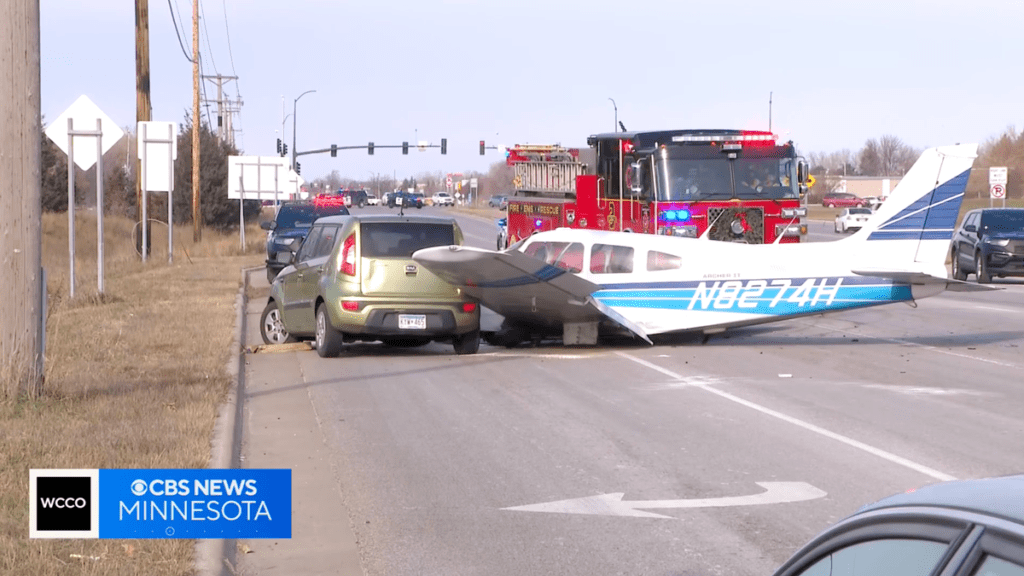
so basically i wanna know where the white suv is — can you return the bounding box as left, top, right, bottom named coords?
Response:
left=432, top=192, right=454, bottom=206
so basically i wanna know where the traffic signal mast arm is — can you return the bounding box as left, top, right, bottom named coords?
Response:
left=294, top=142, right=449, bottom=157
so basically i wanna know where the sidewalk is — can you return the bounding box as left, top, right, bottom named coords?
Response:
left=235, top=273, right=363, bottom=576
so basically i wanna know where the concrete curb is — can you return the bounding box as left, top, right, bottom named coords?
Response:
left=194, top=265, right=261, bottom=576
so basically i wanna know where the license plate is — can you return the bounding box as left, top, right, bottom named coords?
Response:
left=398, top=314, right=426, bottom=330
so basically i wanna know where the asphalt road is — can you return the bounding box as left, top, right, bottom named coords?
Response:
left=240, top=206, right=1024, bottom=576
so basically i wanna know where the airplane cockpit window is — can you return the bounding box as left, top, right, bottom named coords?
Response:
left=590, top=244, right=634, bottom=274
left=525, top=241, right=584, bottom=273
left=647, top=251, right=682, bottom=271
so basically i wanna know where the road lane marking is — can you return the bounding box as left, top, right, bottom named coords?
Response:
left=503, top=481, right=827, bottom=519
left=616, top=351, right=958, bottom=482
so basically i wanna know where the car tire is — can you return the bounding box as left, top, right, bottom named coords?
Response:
left=975, top=252, right=991, bottom=283
left=951, top=248, right=967, bottom=281
left=260, top=301, right=296, bottom=345
left=315, top=305, right=345, bottom=358
left=453, top=329, right=481, bottom=355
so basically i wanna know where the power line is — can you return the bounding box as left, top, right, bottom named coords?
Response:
left=221, top=0, right=238, bottom=84
left=166, top=0, right=193, bottom=62
left=199, top=0, right=219, bottom=76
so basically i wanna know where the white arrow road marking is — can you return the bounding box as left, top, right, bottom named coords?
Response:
left=502, top=481, right=827, bottom=519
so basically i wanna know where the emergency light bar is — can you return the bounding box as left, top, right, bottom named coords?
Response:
left=671, top=133, right=777, bottom=143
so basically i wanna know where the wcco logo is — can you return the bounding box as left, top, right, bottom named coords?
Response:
left=30, top=469, right=99, bottom=538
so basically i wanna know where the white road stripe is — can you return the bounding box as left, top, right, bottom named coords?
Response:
left=616, top=351, right=958, bottom=482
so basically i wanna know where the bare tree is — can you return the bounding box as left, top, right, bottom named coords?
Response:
left=859, top=135, right=918, bottom=176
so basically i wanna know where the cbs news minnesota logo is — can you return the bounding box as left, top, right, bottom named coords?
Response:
left=30, top=469, right=291, bottom=539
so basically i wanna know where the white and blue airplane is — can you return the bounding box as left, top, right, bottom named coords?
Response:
left=414, top=144, right=991, bottom=346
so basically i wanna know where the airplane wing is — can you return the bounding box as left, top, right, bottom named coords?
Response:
left=414, top=245, right=650, bottom=342
left=851, top=269, right=999, bottom=292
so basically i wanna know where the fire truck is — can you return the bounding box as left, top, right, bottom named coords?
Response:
left=499, top=129, right=810, bottom=248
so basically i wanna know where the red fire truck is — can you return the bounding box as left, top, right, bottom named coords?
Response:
left=500, top=129, right=810, bottom=248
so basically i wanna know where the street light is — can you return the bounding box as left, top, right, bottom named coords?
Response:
left=608, top=98, right=617, bottom=132
left=292, top=89, right=316, bottom=170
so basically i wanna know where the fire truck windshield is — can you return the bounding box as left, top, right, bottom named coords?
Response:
left=656, top=158, right=798, bottom=202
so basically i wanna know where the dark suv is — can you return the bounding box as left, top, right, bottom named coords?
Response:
left=340, top=189, right=369, bottom=208
left=260, top=199, right=350, bottom=283
left=951, top=208, right=1024, bottom=283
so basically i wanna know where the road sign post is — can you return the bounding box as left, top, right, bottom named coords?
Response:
left=138, top=122, right=178, bottom=263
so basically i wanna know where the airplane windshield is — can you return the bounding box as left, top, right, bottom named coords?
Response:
left=656, top=158, right=798, bottom=201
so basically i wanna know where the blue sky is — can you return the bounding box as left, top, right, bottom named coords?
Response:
left=41, top=0, right=1023, bottom=183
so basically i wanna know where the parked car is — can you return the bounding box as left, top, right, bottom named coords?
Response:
left=260, top=198, right=350, bottom=284
left=488, top=195, right=509, bottom=209
left=432, top=191, right=454, bottom=206
left=951, top=208, right=1024, bottom=283
left=862, top=195, right=887, bottom=210
left=365, top=193, right=380, bottom=206
left=821, top=192, right=867, bottom=208
left=260, top=214, right=481, bottom=356
left=770, top=474, right=1024, bottom=576
left=834, top=207, right=873, bottom=233
left=410, top=193, right=426, bottom=208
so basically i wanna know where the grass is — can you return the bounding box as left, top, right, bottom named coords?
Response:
left=1, top=211, right=264, bottom=575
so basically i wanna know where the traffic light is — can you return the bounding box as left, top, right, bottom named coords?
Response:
left=276, top=138, right=282, bottom=155
left=282, top=143, right=288, bottom=157
left=331, top=144, right=337, bottom=158
left=441, top=138, right=447, bottom=155
left=479, top=140, right=485, bottom=155
left=296, top=162, right=301, bottom=175
left=368, top=142, right=374, bottom=155
left=402, top=141, right=408, bottom=155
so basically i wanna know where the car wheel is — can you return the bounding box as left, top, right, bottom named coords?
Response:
left=260, top=301, right=296, bottom=345
left=453, top=329, right=481, bottom=355
left=951, top=248, right=967, bottom=281
left=315, top=305, right=345, bottom=357
left=975, top=252, right=991, bottom=283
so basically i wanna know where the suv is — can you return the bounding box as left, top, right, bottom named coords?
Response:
left=387, top=191, right=423, bottom=209
left=488, top=195, right=508, bottom=209
left=340, top=189, right=369, bottom=208
left=431, top=191, right=454, bottom=206
left=260, top=199, right=351, bottom=283
left=821, top=192, right=867, bottom=208
left=260, top=214, right=481, bottom=357
left=951, top=208, right=1024, bottom=283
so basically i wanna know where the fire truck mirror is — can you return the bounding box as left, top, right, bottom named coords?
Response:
left=797, top=160, right=809, bottom=185
left=626, top=162, right=643, bottom=195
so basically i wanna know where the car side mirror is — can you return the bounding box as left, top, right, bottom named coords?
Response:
left=964, top=224, right=976, bottom=233
left=260, top=221, right=276, bottom=231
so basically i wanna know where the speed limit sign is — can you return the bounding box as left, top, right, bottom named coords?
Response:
left=990, top=184, right=1005, bottom=199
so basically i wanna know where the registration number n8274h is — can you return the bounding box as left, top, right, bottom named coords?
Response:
left=398, top=314, right=426, bottom=330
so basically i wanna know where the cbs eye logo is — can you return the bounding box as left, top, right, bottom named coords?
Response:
left=131, top=480, right=148, bottom=496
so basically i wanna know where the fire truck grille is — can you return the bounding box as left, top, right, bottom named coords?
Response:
left=707, top=207, right=765, bottom=244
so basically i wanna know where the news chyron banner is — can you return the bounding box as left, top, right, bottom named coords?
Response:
left=29, top=469, right=291, bottom=539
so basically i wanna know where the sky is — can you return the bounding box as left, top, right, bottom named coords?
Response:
left=41, top=0, right=1024, bottom=187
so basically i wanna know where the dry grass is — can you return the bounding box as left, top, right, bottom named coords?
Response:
left=1, top=212, right=264, bottom=575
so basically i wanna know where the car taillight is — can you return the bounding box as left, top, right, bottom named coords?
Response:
left=339, top=234, right=356, bottom=276
left=461, top=302, right=477, bottom=313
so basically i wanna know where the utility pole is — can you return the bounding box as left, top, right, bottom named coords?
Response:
left=191, top=0, right=201, bottom=242
left=135, top=0, right=152, bottom=257
left=202, top=74, right=238, bottom=144
left=1, top=0, right=44, bottom=396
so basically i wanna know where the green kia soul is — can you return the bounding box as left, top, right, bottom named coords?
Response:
left=260, top=214, right=481, bottom=357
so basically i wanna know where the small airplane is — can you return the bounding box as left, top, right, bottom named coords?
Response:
left=413, top=144, right=991, bottom=347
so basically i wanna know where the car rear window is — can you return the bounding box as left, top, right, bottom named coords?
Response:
left=850, top=208, right=872, bottom=215
left=361, top=223, right=456, bottom=257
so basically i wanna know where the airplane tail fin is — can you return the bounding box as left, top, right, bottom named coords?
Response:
left=845, top=144, right=978, bottom=271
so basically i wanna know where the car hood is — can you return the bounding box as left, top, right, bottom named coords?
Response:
left=984, top=231, right=1024, bottom=240
left=273, top=228, right=310, bottom=240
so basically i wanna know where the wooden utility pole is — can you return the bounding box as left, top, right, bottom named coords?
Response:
left=135, top=0, right=152, bottom=257
left=191, top=0, right=202, bottom=241
left=0, top=0, right=44, bottom=397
